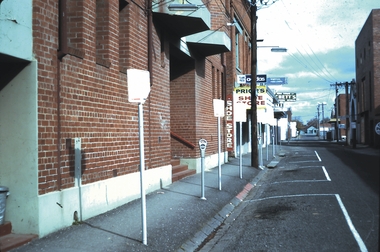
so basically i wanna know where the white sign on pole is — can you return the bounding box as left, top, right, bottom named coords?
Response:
left=127, top=69, right=150, bottom=104
left=235, top=103, right=247, bottom=122
left=213, top=99, right=225, bottom=117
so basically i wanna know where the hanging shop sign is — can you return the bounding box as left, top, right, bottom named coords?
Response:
left=234, top=86, right=267, bottom=110
left=237, top=74, right=267, bottom=85
left=226, top=94, right=234, bottom=151
left=275, top=92, right=296, bottom=102
left=267, top=77, right=288, bottom=85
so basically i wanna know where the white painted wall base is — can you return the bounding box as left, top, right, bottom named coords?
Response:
left=38, top=165, right=171, bottom=237
left=179, top=151, right=228, bottom=173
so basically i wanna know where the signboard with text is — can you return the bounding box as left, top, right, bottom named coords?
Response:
left=213, top=99, right=225, bottom=117
left=237, top=74, right=267, bottom=86
left=226, top=95, right=234, bottom=151
left=234, top=86, right=267, bottom=110
left=275, top=92, right=297, bottom=102
left=267, top=77, right=288, bottom=85
left=127, top=69, right=150, bottom=103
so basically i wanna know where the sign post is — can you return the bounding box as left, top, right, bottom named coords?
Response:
left=127, top=69, right=150, bottom=245
left=235, top=103, right=246, bottom=179
left=199, top=139, right=207, bottom=200
left=258, top=122, right=263, bottom=169
left=272, top=128, right=275, bottom=157
left=213, top=99, right=225, bottom=190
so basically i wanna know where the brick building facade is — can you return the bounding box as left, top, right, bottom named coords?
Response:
left=0, top=0, right=255, bottom=237
left=355, top=8, right=380, bottom=148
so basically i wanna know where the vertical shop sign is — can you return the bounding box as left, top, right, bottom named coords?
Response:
left=226, top=94, right=234, bottom=151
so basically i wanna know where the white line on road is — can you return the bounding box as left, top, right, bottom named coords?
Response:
left=322, top=166, right=331, bottom=181
left=314, top=151, right=322, bottom=161
left=248, top=193, right=334, bottom=202
left=289, top=160, right=320, bottom=163
left=272, top=180, right=330, bottom=184
left=247, top=194, right=368, bottom=252
left=335, top=194, right=368, bottom=252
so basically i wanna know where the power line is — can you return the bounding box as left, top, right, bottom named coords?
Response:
left=279, top=0, right=338, bottom=83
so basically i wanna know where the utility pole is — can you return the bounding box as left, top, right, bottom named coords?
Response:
left=317, top=105, right=320, bottom=139
left=250, top=2, right=258, bottom=167
left=349, top=79, right=356, bottom=148
left=331, top=81, right=353, bottom=144
left=345, top=81, right=349, bottom=145
left=321, top=102, right=325, bottom=140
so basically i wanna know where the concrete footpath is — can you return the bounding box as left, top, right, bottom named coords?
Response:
left=11, top=147, right=281, bottom=252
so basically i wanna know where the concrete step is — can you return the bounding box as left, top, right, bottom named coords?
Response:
left=0, top=233, right=38, bottom=251
left=171, top=159, right=196, bottom=182
left=172, top=169, right=196, bottom=182
left=0, top=222, right=38, bottom=251
left=0, top=222, right=11, bottom=236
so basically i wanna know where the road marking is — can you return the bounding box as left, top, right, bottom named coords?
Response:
left=322, top=166, right=331, bottom=181
left=247, top=194, right=368, bottom=252
left=289, top=160, right=320, bottom=163
left=335, top=194, right=368, bottom=252
left=272, top=180, right=329, bottom=184
left=273, top=166, right=331, bottom=184
left=247, top=193, right=335, bottom=202
left=314, top=150, right=322, bottom=161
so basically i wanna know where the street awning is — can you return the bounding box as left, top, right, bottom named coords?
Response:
left=186, top=30, right=231, bottom=56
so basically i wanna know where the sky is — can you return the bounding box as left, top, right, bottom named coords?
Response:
left=255, top=0, right=380, bottom=124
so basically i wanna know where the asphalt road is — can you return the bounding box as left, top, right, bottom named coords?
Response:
left=198, top=140, right=379, bottom=252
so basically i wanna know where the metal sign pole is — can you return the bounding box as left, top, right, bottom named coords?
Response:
left=235, top=102, right=247, bottom=177
left=217, top=116, right=222, bottom=190
left=127, top=69, right=150, bottom=246
left=239, top=121, right=243, bottom=179
left=272, top=128, right=275, bottom=157
left=266, top=125, right=269, bottom=161
left=213, top=99, right=224, bottom=191
left=258, top=123, right=263, bottom=168
left=138, top=103, right=147, bottom=245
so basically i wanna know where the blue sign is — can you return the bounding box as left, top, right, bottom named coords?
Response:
left=237, top=74, right=267, bottom=84
left=267, top=77, right=288, bottom=85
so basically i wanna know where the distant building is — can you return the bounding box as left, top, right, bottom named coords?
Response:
left=355, top=8, right=380, bottom=148
left=330, top=93, right=348, bottom=141
left=306, top=126, right=318, bottom=135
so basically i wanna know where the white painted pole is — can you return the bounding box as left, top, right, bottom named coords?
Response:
left=266, top=124, right=269, bottom=161
left=239, top=121, right=243, bottom=179
left=272, top=127, right=275, bottom=158
left=218, top=116, right=222, bottom=190
left=138, top=103, right=147, bottom=245
left=258, top=123, right=263, bottom=167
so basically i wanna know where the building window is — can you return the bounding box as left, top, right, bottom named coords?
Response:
left=119, top=3, right=129, bottom=73
left=96, top=0, right=111, bottom=68
left=235, top=31, right=240, bottom=70
left=234, top=21, right=243, bottom=71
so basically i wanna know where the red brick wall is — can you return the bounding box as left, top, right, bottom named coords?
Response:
left=34, top=0, right=170, bottom=194
left=170, top=69, right=197, bottom=157
left=170, top=56, right=226, bottom=158
left=372, top=10, right=380, bottom=117
left=67, top=0, right=85, bottom=51
left=355, top=9, right=380, bottom=146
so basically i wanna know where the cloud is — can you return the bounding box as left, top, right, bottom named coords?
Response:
left=259, top=47, right=356, bottom=123
left=254, top=0, right=379, bottom=123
